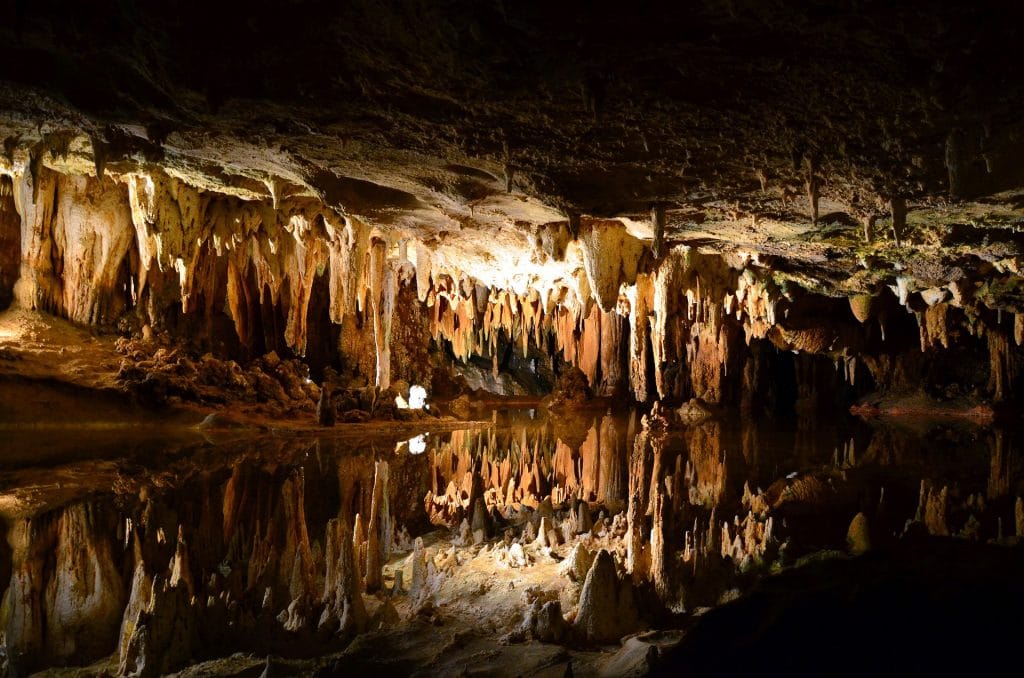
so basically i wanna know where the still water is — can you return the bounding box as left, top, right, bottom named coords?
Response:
left=0, top=408, right=1019, bottom=673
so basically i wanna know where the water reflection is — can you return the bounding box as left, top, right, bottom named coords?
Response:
left=0, top=411, right=1021, bottom=673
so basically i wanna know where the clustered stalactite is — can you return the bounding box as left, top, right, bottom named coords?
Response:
left=2, top=155, right=1024, bottom=407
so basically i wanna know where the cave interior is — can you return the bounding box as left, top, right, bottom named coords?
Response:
left=1, top=2, right=1024, bottom=676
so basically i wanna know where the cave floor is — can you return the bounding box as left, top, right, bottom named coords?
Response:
left=0, top=307, right=125, bottom=392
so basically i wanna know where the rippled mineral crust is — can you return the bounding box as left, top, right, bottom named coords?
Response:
left=2, top=1, right=1024, bottom=676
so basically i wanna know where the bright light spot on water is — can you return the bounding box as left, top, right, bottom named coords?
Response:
left=407, top=434, right=427, bottom=455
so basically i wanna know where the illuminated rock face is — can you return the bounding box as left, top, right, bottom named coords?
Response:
left=1, top=157, right=1023, bottom=407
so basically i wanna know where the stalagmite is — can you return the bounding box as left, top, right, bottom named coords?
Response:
left=576, top=500, right=593, bottom=535
left=408, top=537, right=428, bottom=604
left=317, top=387, right=335, bottom=426
left=575, top=550, right=638, bottom=643
left=560, top=542, right=595, bottom=582
left=471, top=498, right=489, bottom=537
left=535, top=516, right=553, bottom=547
left=846, top=512, right=872, bottom=554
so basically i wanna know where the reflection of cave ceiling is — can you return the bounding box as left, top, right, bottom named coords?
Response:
left=2, top=1, right=1024, bottom=299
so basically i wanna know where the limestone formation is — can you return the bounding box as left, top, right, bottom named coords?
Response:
left=847, top=512, right=872, bottom=555
left=522, top=599, right=572, bottom=643
left=317, top=386, right=336, bottom=426
left=575, top=550, right=639, bottom=644
left=560, top=543, right=595, bottom=583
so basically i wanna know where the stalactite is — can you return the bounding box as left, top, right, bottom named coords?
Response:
left=366, top=238, right=398, bottom=389
left=579, top=219, right=645, bottom=313
left=579, top=303, right=602, bottom=386
left=988, top=330, right=1015, bottom=402
left=651, top=203, right=666, bottom=259
left=862, top=214, right=876, bottom=243
left=626, top=273, right=654, bottom=402
left=414, top=240, right=432, bottom=302
left=652, top=251, right=682, bottom=399
left=11, top=166, right=60, bottom=313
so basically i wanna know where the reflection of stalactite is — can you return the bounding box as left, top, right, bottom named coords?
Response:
left=915, top=480, right=949, bottom=536
left=0, top=441, right=437, bottom=674
left=1, top=504, right=125, bottom=672
left=423, top=421, right=631, bottom=521
left=598, top=413, right=626, bottom=514
left=683, top=421, right=728, bottom=508
left=626, top=425, right=656, bottom=582
left=988, top=430, right=1016, bottom=500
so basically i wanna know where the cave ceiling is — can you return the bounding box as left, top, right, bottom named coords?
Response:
left=2, top=0, right=1024, bottom=298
